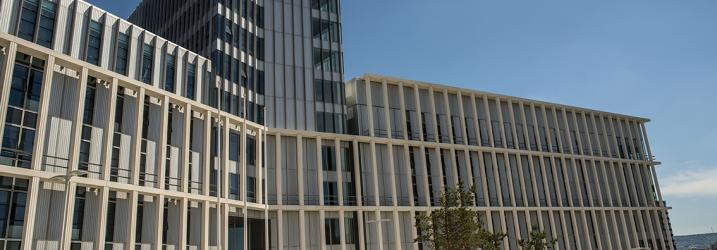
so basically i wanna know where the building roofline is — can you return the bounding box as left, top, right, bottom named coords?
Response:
left=353, top=73, right=651, bottom=123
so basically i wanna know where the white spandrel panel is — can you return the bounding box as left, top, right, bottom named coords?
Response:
left=166, top=145, right=181, bottom=190
left=43, top=70, right=79, bottom=173
left=87, top=126, right=105, bottom=178
left=32, top=182, right=67, bottom=249
left=281, top=137, right=298, bottom=203
left=282, top=211, right=300, bottom=248
left=304, top=211, right=321, bottom=249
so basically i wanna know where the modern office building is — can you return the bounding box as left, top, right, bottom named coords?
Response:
left=128, top=0, right=347, bottom=133
left=0, top=0, right=673, bottom=250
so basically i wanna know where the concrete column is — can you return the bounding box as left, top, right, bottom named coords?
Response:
left=202, top=111, right=212, bottom=196
left=609, top=210, right=624, bottom=249
left=550, top=107, right=564, bottom=153
left=456, top=92, right=469, bottom=146
left=101, top=78, right=119, bottom=181
left=152, top=194, right=164, bottom=249
left=68, top=68, right=89, bottom=165
left=476, top=149, right=490, bottom=207
left=478, top=96, right=493, bottom=147
left=157, top=96, right=171, bottom=190
left=506, top=100, right=520, bottom=150
left=463, top=148, right=475, bottom=199
left=181, top=104, right=192, bottom=193
left=57, top=180, right=77, bottom=250
left=392, top=210, right=402, bottom=250
left=558, top=211, right=570, bottom=249
left=651, top=209, right=667, bottom=248
left=499, top=211, right=509, bottom=249
left=606, top=161, right=622, bottom=207
left=571, top=111, right=588, bottom=158
left=61, top=66, right=89, bottom=250
left=299, top=210, right=306, bottom=250
left=515, top=152, right=529, bottom=207
left=428, top=87, right=438, bottom=143
left=21, top=177, right=40, bottom=250
left=357, top=210, right=365, bottom=250
left=352, top=140, right=362, bottom=207
left=382, top=80, right=392, bottom=138
left=413, top=85, right=424, bottom=142
left=335, top=139, right=344, bottom=207
left=589, top=113, right=604, bottom=157
left=449, top=148, right=459, bottom=187
left=131, top=88, right=146, bottom=185
left=369, top=142, right=380, bottom=207
left=387, top=143, right=398, bottom=207
left=526, top=153, right=541, bottom=207
left=490, top=152, right=502, bottom=207
left=241, top=118, right=248, bottom=250
left=31, top=55, right=56, bottom=170
left=642, top=209, right=658, bottom=249
left=538, top=156, right=553, bottom=207
left=178, top=198, right=189, bottom=249
left=126, top=191, right=139, bottom=250
left=222, top=204, right=229, bottom=250
left=200, top=200, right=210, bottom=249
left=559, top=108, right=573, bottom=155
left=418, top=145, right=430, bottom=207
left=276, top=134, right=283, bottom=206
left=319, top=210, right=326, bottom=250
left=589, top=159, right=605, bottom=207
left=317, top=137, right=324, bottom=206
left=470, top=94, right=483, bottom=146
left=222, top=116, right=230, bottom=199
left=94, top=187, right=110, bottom=250
left=434, top=148, right=445, bottom=195
left=256, top=129, right=264, bottom=204
left=599, top=210, right=612, bottom=250
left=548, top=157, right=563, bottom=207
left=397, top=82, right=408, bottom=140
left=338, top=210, right=346, bottom=250
left=443, top=90, right=454, bottom=144
left=410, top=211, right=419, bottom=250
left=297, top=136, right=304, bottom=206
left=404, top=146, right=415, bottom=207
left=364, top=78, right=375, bottom=137
left=560, top=157, right=576, bottom=208
left=277, top=210, right=284, bottom=250
left=495, top=97, right=508, bottom=148
left=529, top=104, right=543, bottom=152
left=374, top=211, right=384, bottom=250
left=539, top=106, right=553, bottom=153
left=502, top=152, right=516, bottom=207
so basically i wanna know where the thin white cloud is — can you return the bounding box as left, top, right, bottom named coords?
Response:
left=662, top=167, right=717, bottom=198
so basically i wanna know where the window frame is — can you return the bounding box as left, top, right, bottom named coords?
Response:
left=85, top=19, right=104, bottom=65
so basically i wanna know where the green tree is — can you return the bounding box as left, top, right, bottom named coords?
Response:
left=414, top=182, right=506, bottom=250
left=517, top=225, right=558, bottom=250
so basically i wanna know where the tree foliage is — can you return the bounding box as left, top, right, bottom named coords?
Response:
left=517, top=225, right=558, bottom=250
left=414, top=182, right=506, bottom=250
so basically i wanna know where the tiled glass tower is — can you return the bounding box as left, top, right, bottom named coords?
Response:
left=129, top=0, right=347, bottom=133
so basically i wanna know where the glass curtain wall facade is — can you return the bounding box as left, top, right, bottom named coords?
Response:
left=0, top=0, right=675, bottom=250
left=129, top=0, right=347, bottom=133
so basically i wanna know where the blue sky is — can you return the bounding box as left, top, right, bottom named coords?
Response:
left=89, top=0, right=717, bottom=235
